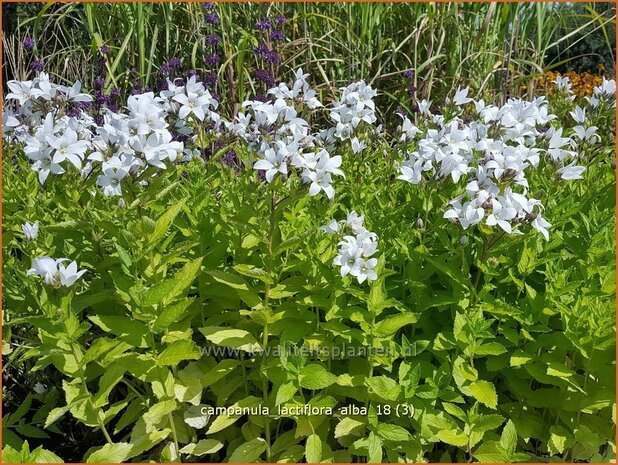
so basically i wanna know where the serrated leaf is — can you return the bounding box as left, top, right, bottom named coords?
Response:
left=276, top=382, right=297, bottom=406
left=199, top=327, right=260, bottom=352
left=373, top=313, right=418, bottom=337
left=305, top=434, right=322, bottom=463
left=86, top=442, right=132, bottom=463
left=299, top=365, right=337, bottom=390
left=157, top=340, right=200, bottom=366
left=436, top=429, right=468, bottom=447
left=469, top=380, right=498, bottom=409
left=180, top=439, right=223, bottom=456
left=229, top=438, right=267, bottom=463
left=376, top=423, right=411, bottom=442
left=334, top=417, right=365, bottom=438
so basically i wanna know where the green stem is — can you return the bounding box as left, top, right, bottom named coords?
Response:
left=168, top=412, right=181, bottom=462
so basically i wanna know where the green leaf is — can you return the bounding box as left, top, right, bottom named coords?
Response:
left=376, top=423, right=411, bottom=442
left=229, top=438, right=267, bottom=463
left=436, top=429, right=468, bottom=447
left=150, top=197, right=187, bottom=244
left=305, top=434, right=322, bottom=463
left=153, top=298, right=195, bottom=332
left=299, top=365, right=337, bottom=390
left=548, top=425, right=572, bottom=455
left=180, top=439, right=223, bottom=456
left=500, top=420, right=517, bottom=454
left=88, top=315, right=150, bottom=348
left=469, top=380, right=498, bottom=409
left=142, top=258, right=202, bottom=307
left=365, top=376, right=401, bottom=401
left=474, top=414, right=505, bottom=432
left=276, top=382, right=297, bottom=406
left=475, top=342, right=507, bottom=356
left=86, top=443, right=132, bottom=463
left=233, top=264, right=273, bottom=284
left=367, top=431, right=382, bottom=463
left=373, top=313, right=418, bottom=337
left=157, top=340, right=201, bottom=366
left=199, top=327, right=261, bottom=352
left=334, top=417, right=365, bottom=438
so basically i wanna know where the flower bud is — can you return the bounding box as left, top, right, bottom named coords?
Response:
left=416, top=218, right=424, bottom=229
left=459, top=235, right=468, bottom=246
left=118, top=198, right=126, bottom=209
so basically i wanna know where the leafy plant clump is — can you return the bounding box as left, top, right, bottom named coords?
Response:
left=2, top=55, right=616, bottom=463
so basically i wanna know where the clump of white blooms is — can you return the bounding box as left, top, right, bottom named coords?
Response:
left=396, top=81, right=615, bottom=240
left=322, top=211, right=379, bottom=284
left=3, top=72, right=226, bottom=197
left=229, top=69, right=345, bottom=199
left=330, top=80, right=377, bottom=154
left=22, top=221, right=39, bottom=241
left=27, top=256, right=86, bottom=287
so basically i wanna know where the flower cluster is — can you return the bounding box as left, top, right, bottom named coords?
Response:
left=322, top=211, right=379, bottom=283
left=27, top=256, right=86, bottom=288
left=230, top=69, right=345, bottom=199
left=330, top=81, right=377, bottom=152
left=396, top=83, right=614, bottom=240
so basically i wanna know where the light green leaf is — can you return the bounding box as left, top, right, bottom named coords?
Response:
left=142, top=258, right=202, bottom=307
left=469, top=380, right=498, bottom=409
left=86, top=443, right=132, bottom=463
left=199, top=327, right=260, bottom=352
left=373, top=313, right=418, bottom=337
left=157, top=340, right=201, bottom=366
left=229, top=438, right=267, bottom=463
left=305, top=434, right=322, bottom=463
left=299, top=365, right=337, bottom=390
left=276, top=382, right=297, bottom=406
left=500, top=420, right=517, bottom=454
left=334, top=417, right=365, bottom=439
left=376, top=423, right=411, bottom=442
left=436, top=429, right=468, bottom=447
left=180, top=439, right=223, bottom=456
left=365, top=376, right=401, bottom=401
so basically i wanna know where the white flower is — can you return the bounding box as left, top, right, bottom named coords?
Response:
left=350, top=257, right=378, bottom=283
left=22, top=221, right=39, bottom=241
left=58, top=261, right=87, bottom=287
left=530, top=214, right=551, bottom=241
left=558, top=163, right=586, bottom=180
left=254, top=148, right=287, bottom=183
left=572, top=125, right=599, bottom=143
left=306, top=170, right=334, bottom=199
left=173, top=92, right=215, bottom=121
left=97, top=165, right=128, bottom=196
left=453, top=87, right=472, bottom=106
left=320, top=219, right=341, bottom=234
left=351, top=137, right=366, bottom=154
left=28, top=256, right=86, bottom=287
left=553, top=75, right=572, bottom=93
left=569, top=106, right=586, bottom=124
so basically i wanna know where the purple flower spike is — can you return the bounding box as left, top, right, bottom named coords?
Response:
left=30, top=59, right=44, bottom=73
left=22, top=37, right=35, bottom=50
left=270, top=29, right=284, bottom=42
left=274, top=15, right=286, bottom=25
left=255, top=18, right=272, bottom=31
left=100, top=45, right=110, bottom=55
left=403, top=70, right=414, bottom=79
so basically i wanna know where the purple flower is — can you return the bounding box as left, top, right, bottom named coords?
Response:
left=255, top=18, right=272, bottom=30
left=266, top=51, right=281, bottom=65
left=22, top=37, right=35, bottom=50
left=204, top=71, right=218, bottom=87
left=407, top=85, right=417, bottom=96
left=270, top=29, right=284, bottom=42
left=205, top=53, right=220, bottom=67
left=205, top=12, right=220, bottom=25
left=222, top=149, right=241, bottom=170
left=205, top=34, right=221, bottom=46
left=100, top=45, right=110, bottom=55
left=403, top=69, right=414, bottom=79
left=274, top=15, right=286, bottom=26
left=253, top=69, right=275, bottom=89
left=30, top=59, right=44, bottom=73
left=202, top=2, right=215, bottom=10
